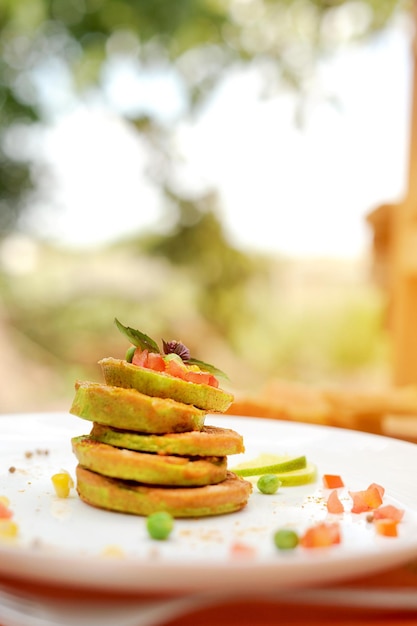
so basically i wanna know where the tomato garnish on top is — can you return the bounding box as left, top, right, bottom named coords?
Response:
left=115, top=318, right=226, bottom=388
left=132, top=347, right=219, bottom=387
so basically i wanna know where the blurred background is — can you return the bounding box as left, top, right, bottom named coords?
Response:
left=0, top=0, right=415, bottom=414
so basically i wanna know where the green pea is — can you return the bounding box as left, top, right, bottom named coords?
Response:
left=146, top=511, right=174, bottom=540
left=257, top=474, right=281, bottom=494
left=273, top=529, right=299, bottom=551
left=125, top=346, right=136, bottom=362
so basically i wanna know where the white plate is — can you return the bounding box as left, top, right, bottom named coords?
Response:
left=1, top=412, right=417, bottom=594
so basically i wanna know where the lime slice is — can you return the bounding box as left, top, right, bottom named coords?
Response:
left=271, top=462, right=317, bottom=486
left=232, top=454, right=307, bottom=477
left=231, top=453, right=317, bottom=486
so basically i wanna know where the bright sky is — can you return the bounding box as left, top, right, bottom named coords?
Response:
left=25, top=17, right=413, bottom=259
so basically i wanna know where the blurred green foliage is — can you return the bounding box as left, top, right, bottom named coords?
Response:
left=0, top=0, right=408, bottom=235
left=0, top=0, right=399, bottom=411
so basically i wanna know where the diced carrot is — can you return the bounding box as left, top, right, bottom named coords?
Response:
left=349, top=484, right=383, bottom=513
left=327, top=489, right=344, bottom=514
left=373, top=505, right=404, bottom=522
left=323, top=474, right=344, bottom=489
left=300, top=522, right=341, bottom=549
left=375, top=519, right=399, bottom=537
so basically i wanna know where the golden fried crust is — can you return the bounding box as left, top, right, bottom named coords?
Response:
left=76, top=466, right=252, bottom=517
left=72, top=435, right=228, bottom=487
left=90, top=423, right=245, bottom=457
left=99, top=357, right=233, bottom=413
left=70, top=381, right=206, bottom=433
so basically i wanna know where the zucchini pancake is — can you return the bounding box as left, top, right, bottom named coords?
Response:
left=69, top=319, right=252, bottom=517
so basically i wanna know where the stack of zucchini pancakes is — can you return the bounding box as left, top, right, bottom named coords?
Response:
left=69, top=336, right=252, bottom=518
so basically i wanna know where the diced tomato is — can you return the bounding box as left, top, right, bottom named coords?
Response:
left=369, top=482, right=385, bottom=498
left=165, top=358, right=188, bottom=380
left=373, top=505, right=404, bottom=522
left=0, top=502, right=13, bottom=519
left=327, top=489, right=344, bottom=514
left=146, top=352, right=166, bottom=372
left=349, top=491, right=369, bottom=514
left=166, top=358, right=219, bottom=387
left=132, top=348, right=149, bottom=367
left=184, top=370, right=210, bottom=385
left=183, top=370, right=215, bottom=386
left=375, top=519, right=399, bottom=537
left=323, top=474, right=344, bottom=489
left=133, top=349, right=165, bottom=371
left=349, top=484, right=383, bottom=514
left=300, top=522, right=341, bottom=549
left=207, top=374, right=219, bottom=388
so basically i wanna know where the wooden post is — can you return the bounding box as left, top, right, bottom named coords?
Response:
left=390, top=3, right=417, bottom=385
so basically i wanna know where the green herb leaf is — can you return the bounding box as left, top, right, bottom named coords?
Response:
left=186, top=357, right=229, bottom=380
left=114, top=318, right=161, bottom=353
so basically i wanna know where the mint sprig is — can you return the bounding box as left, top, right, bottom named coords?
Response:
left=114, top=318, right=160, bottom=354
left=114, top=318, right=229, bottom=380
